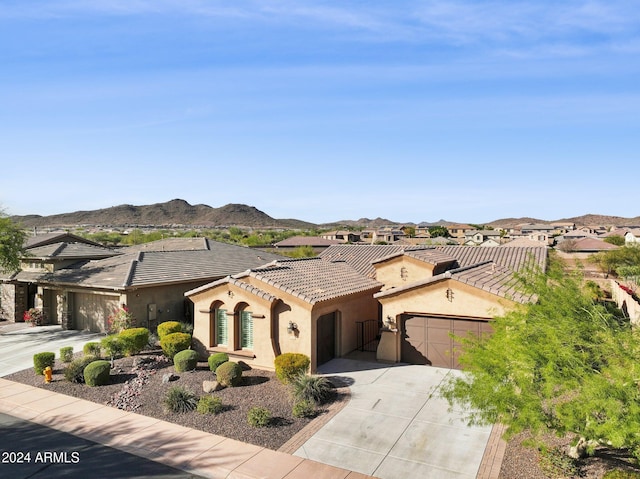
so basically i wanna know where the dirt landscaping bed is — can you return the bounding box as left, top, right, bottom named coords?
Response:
left=5, top=350, right=349, bottom=451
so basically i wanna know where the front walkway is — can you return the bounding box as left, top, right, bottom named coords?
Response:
left=292, top=358, right=502, bottom=479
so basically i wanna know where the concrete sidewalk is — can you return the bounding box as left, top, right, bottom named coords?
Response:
left=293, top=358, right=501, bottom=479
left=0, top=378, right=373, bottom=479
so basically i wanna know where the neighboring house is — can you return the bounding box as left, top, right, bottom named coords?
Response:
left=370, top=227, right=407, bottom=244
left=625, top=229, right=640, bottom=244
left=186, top=258, right=382, bottom=372
left=447, top=224, right=474, bottom=244
left=463, top=229, right=503, bottom=246
left=273, top=236, right=341, bottom=253
left=0, top=236, right=284, bottom=333
left=319, top=230, right=361, bottom=243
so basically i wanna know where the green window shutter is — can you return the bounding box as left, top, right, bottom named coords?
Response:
left=216, top=309, right=228, bottom=345
left=240, top=310, right=253, bottom=350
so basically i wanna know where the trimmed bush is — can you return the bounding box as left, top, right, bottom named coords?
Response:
left=83, top=360, right=111, bottom=387
left=83, top=342, right=102, bottom=358
left=290, top=373, right=333, bottom=405
left=64, top=357, right=95, bottom=383
left=164, top=386, right=198, bottom=413
left=33, top=352, right=55, bottom=375
left=197, top=395, right=223, bottom=415
left=208, top=352, right=229, bottom=372
left=292, top=400, right=316, bottom=418
left=160, top=332, right=192, bottom=359
left=59, top=346, right=74, bottom=363
left=247, top=406, right=271, bottom=427
left=173, top=349, right=198, bottom=372
left=274, top=353, right=310, bottom=384
left=179, top=321, right=194, bottom=335
left=215, top=361, right=243, bottom=387
left=157, top=321, right=182, bottom=340
left=101, top=335, right=124, bottom=358
left=118, top=327, right=149, bottom=355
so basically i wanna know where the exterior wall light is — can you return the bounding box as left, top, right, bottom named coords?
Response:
left=287, top=321, right=298, bottom=334
left=446, top=288, right=454, bottom=302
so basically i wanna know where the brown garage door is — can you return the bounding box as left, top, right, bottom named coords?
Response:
left=73, top=293, right=119, bottom=333
left=401, top=315, right=492, bottom=369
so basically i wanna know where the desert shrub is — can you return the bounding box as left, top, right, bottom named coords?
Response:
left=274, top=353, right=310, bottom=384
left=101, top=335, right=124, bottom=358
left=164, top=386, right=198, bottom=413
left=290, top=373, right=332, bottom=405
left=64, top=357, right=95, bottom=383
left=603, top=470, right=640, bottom=479
left=157, top=321, right=182, bottom=340
left=83, top=342, right=102, bottom=358
left=33, top=352, right=55, bottom=375
left=173, top=349, right=198, bottom=372
left=538, top=445, right=578, bottom=478
left=83, top=360, right=111, bottom=387
left=292, top=400, right=316, bottom=418
left=208, top=352, right=229, bottom=372
left=59, top=346, right=74, bottom=363
left=179, top=321, right=194, bottom=335
left=160, top=332, right=192, bottom=359
left=247, top=406, right=271, bottom=427
left=215, top=361, right=243, bottom=387
left=197, top=395, right=223, bottom=415
left=118, top=327, right=149, bottom=355
left=147, top=332, right=159, bottom=348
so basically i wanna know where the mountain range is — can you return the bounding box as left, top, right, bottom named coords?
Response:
left=9, top=199, right=640, bottom=229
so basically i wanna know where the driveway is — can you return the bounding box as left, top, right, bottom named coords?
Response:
left=294, top=358, right=492, bottom=479
left=0, top=324, right=104, bottom=377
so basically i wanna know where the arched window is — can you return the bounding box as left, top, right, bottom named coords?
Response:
left=240, top=309, right=253, bottom=350
left=211, top=303, right=228, bottom=347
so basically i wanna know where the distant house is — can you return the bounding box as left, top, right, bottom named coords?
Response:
left=320, top=230, right=361, bottom=243
left=464, top=229, right=503, bottom=246
left=273, top=236, right=341, bottom=253
left=0, top=235, right=285, bottom=333
left=625, top=229, right=640, bottom=244
left=447, top=224, right=474, bottom=244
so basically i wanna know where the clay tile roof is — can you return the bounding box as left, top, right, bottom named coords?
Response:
left=247, top=257, right=382, bottom=304
left=319, top=244, right=417, bottom=277
left=569, top=237, right=619, bottom=252
left=274, top=236, right=341, bottom=247
left=25, top=242, right=120, bottom=260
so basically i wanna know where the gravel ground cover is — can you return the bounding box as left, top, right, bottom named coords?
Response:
left=5, top=350, right=348, bottom=451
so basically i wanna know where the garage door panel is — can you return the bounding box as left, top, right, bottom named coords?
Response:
left=73, top=293, right=118, bottom=333
left=402, top=315, right=490, bottom=369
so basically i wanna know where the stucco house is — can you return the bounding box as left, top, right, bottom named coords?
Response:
left=1, top=235, right=284, bottom=333
left=186, top=258, right=382, bottom=372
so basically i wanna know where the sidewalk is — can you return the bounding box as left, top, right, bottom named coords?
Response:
left=0, top=378, right=374, bottom=479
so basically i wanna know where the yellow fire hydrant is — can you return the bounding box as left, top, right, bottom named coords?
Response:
left=44, top=366, right=52, bottom=383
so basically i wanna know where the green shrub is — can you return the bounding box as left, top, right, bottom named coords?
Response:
left=274, top=353, right=310, bottom=384
left=160, top=332, right=192, bottom=359
left=215, top=361, right=243, bottom=387
left=173, top=349, right=198, bottom=372
left=83, top=342, right=102, bottom=358
left=33, top=352, right=55, bottom=375
left=538, top=445, right=578, bottom=478
left=247, top=406, right=271, bottom=427
left=292, top=400, right=316, bottom=418
left=157, top=321, right=182, bottom=340
left=197, top=395, right=223, bottom=415
left=59, top=346, right=74, bottom=363
left=164, top=386, right=198, bottom=413
left=208, top=352, right=229, bottom=372
left=179, top=321, right=194, bottom=335
left=290, top=373, right=332, bottom=405
left=83, top=360, right=111, bottom=387
left=101, top=335, right=124, bottom=358
left=118, top=327, right=149, bottom=355
left=64, top=357, right=95, bottom=383
left=603, top=470, right=640, bottom=479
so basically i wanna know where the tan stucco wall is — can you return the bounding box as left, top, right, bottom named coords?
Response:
left=377, top=278, right=516, bottom=362
left=374, top=256, right=436, bottom=290
left=189, top=281, right=381, bottom=372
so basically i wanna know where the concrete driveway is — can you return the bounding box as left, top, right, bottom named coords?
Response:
left=294, top=358, right=492, bottom=479
left=0, top=324, right=103, bottom=377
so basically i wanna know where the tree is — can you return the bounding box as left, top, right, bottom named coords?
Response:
left=440, top=260, right=640, bottom=459
left=428, top=226, right=450, bottom=238
left=0, top=212, right=27, bottom=274
left=604, top=235, right=626, bottom=246
left=592, top=244, right=640, bottom=277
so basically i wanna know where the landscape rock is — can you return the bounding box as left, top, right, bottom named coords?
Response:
left=203, top=380, right=223, bottom=393
left=162, top=373, right=178, bottom=383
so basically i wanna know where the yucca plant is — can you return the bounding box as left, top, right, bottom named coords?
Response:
left=290, top=373, right=332, bottom=405
left=164, top=386, right=198, bottom=413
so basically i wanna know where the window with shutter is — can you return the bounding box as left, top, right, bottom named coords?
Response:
left=240, top=310, right=253, bottom=350
left=216, top=308, right=228, bottom=346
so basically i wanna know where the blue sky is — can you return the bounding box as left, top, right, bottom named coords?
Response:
left=1, top=1, right=639, bottom=225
